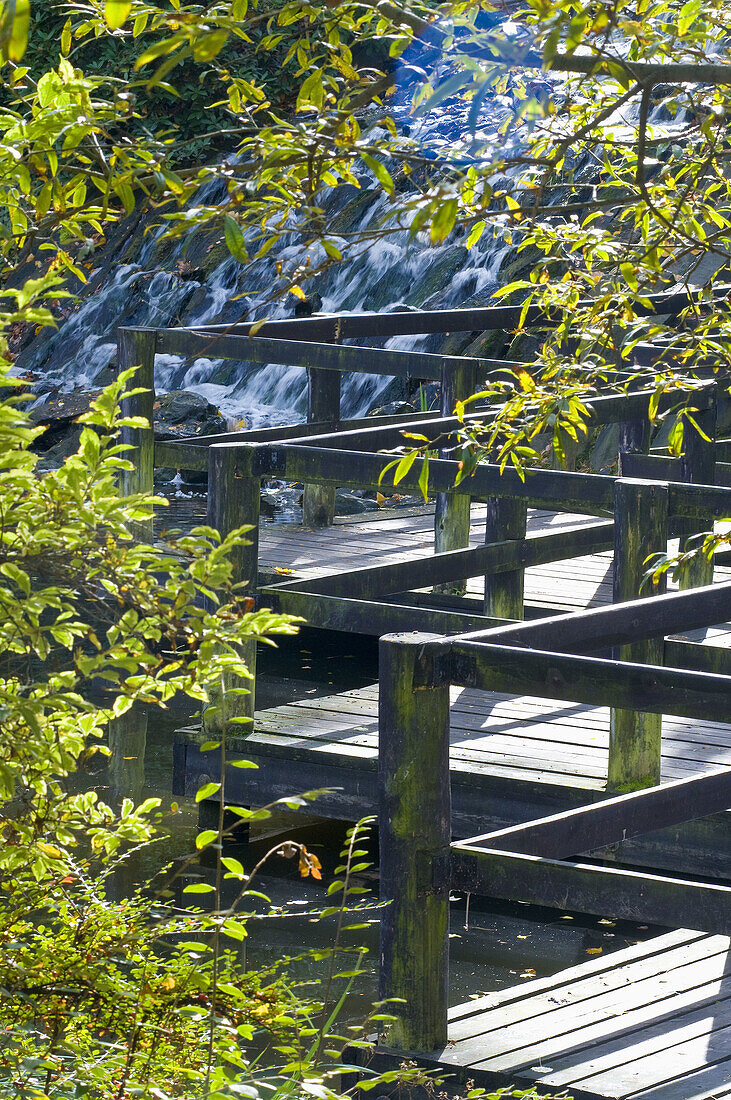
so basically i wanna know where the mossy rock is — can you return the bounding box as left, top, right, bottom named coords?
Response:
left=406, top=246, right=468, bottom=308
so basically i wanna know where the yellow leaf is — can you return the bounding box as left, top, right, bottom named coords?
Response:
left=274, top=566, right=295, bottom=575
left=104, top=1, right=132, bottom=30
left=586, top=947, right=603, bottom=954
left=6, top=0, right=30, bottom=61
left=516, top=368, right=535, bottom=392
left=37, top=841, right=63, bottom=860
left=289, top=285, right=307, bottom=301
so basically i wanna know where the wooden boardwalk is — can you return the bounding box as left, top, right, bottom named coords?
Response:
left=258, top=505, right=614, bottom=613
left=382, top=929, right=731, bottom=1100
left=173, top=507, right=731, bottom=875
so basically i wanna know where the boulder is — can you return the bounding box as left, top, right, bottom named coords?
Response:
left=153, top=390, right=226, bottom=440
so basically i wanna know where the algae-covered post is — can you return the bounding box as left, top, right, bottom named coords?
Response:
left=204, top=443, right=261, bottom=735
left=678, top=392, right=717, bottom=590
left=483, top=496, right=528, bottom=619
left=303, top=365, right=340, bottom=526
left=609, top=478, right=669, bottom=791
left=434, top=359, right=477, bottom=593
left=118, top=327, right=156, bottom=538
left=378, top=632, right=451, bottom=1052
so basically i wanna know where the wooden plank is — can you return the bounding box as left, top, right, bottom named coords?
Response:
left=272, top=521, right=614, bottom=599
left=450, top=641, right=731, bottom=724
left=179, top=285, right=731, bottom=339
left=158, top=326, right=472, bottom=379
left=451, top=937, right=730, bottom=1054
left=575, top=1021, right=731, bottom=1097
left=378, top=633, right=450, bottom=1051
left=459, top=768, right=731, bottom=857
left=447, top=929, right=704, bottom=1022
left=267, top=444, right=618, bottom=513
left=303, top=366, right=339, bottom=526
left=459, top=579, right=731, bottom=651
left=473, top=966, right=731, bottom=1085
left=526, top=986, right=731, bottom=1088
left=450, top=846, right=731, bottom=934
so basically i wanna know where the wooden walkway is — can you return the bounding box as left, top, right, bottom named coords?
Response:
left=258, top=505, right=614, bottom=613
left=387, top=929, right=731, bottom=1100
left=173, top=507, right=731, bottom=875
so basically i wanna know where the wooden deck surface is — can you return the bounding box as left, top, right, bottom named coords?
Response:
left=393, top=929, right=731, bottom=1100
left=259, top=505, right=615, bottom=613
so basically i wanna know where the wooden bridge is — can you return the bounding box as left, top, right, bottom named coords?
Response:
left=116, top=286, right=731, bottom=1100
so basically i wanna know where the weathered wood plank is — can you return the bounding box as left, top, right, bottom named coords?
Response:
left=119, top=326, right=156, bottom=537
left=459, top=579, right=731, bottom=651
left=450, top=846, right=731, bottom=934
left=449, top=640, right=731, bottom=724
left=303, top=366, right=339, bottom=526
left=180, top=284, right=731, bottom=339
left=459, top=767, right=731, bottom=857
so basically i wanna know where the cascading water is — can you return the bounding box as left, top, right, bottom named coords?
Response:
left=13, top=27, right=687, bottom=428
left=14, top=95, right=527, bottom=426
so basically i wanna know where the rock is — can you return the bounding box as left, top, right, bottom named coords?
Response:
left=153, top=390, right=226, bottom=440
left=36, top=427, right=82, bottom=470
left=334, top=489, right=378, bottom=515
left=293, top=293, right=323, bottom=317
left=368, top=401, right=415, bottom=417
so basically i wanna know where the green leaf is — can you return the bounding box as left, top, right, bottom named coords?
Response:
left=678, top=0, right=701, bottom=35
left=195, top=781, right=221, bottom=802
left=224, top=215, right=248, bottom=263
left=620, top=262, right=638, bottom=292
left=183, top=882, right=215, bottom=894
left=418, top=455, right=430, bottom=502
left=430, top=199, right=458, bottom=245
left=465, top=220, right=486, bottom=249
left=6, top=0, right=30, bottom=61
left=360, top=153, right=394, bottom=197
left=221, top=857, right=245, bottom=876
left=195, top=829, right=218, bottom=849
left=393, top=450, right=417, bottom=485
left=104, top=0, right=132, bottom=30
left=228, top=759, right=258, bottom=769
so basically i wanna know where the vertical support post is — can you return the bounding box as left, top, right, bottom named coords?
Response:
left=435, top=361, right=477, bottom=593
left=379, top=633, right=451, bottom=1052
left=109, top=703, right=147, bottom=805
left=303, top=368, right=340, bottom=526
left=118, top=327, right=156, bottom=539
left=483, top=497, right=527, bottom=619
left=617, top=418, right=651, bottom=467
left=609, top=479, right=668, bottom=791
left=205, top=444, right=261, bottom=736
left=677, top=393, right=717, bottom=590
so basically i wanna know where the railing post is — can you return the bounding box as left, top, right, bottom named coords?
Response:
left=435, top=360, right=477, bottom=593
left=118, top=327, right=156, bottom=538
left=303, top=368, right=340, bottom=526
left=379, top=633, right=451, bottom=1052
left=483, top=497, right=527, bottom=619
left=609, top=478, right=668, bottom=791
left=205, top=444, right=261, bottom=736
left=617, top=417, right=651, bottom=466
left=678, top=389, right=717, bottom=590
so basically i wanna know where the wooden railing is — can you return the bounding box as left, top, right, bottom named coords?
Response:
left=376, top=584, right=731, bottom=1051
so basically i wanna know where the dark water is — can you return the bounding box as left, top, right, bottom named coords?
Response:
left=92, top=626, right=661, bottom=1021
